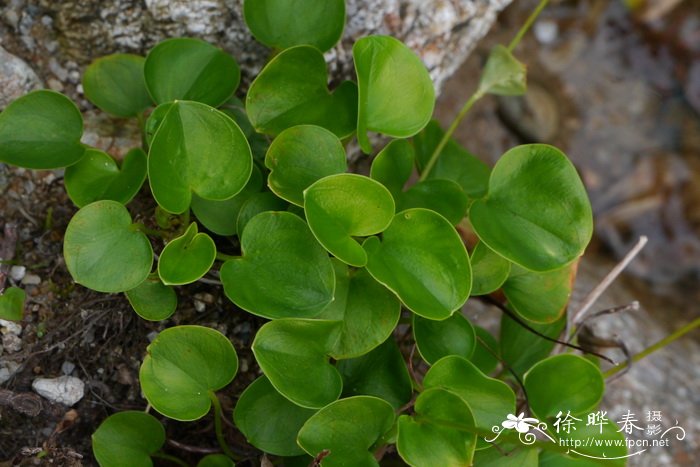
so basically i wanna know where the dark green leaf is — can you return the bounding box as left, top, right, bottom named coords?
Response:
left=236, top=191, right=289, bottom=236
left=399, top=179, right=468, bottom=225
left=470, top=326, right=500, bottom=375
left=92, top=411, right=165, bottom=467
left=125, top=277, right=177, bottom=321
left=369, top=139, right=415, bottom=198
left=0, top=287, right=25, bottom=321
left=413, top=313, right=476, bottom=365
left=470, top=242, right=511, bottom=296
left=197, top=454, right=235, bottom=467
left=503, top=263, right=574, bottom=323
left=500, top=312, right=566, bottom=378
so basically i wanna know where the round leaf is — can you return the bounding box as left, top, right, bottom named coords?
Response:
left=297, top=396, right=395, bottom=467
left=305, top=174, right=395, bottom=267
left=148, top=101, right=252, bottom=214
left=158, top=223, right=216, bottom=285
left=244, top=0, right=345, bottom=52
left=220, top=211, right=335, bottom=319
left=144, top=38, right=240, bottom=107
left=503, top=263, right=574, bottom=323
left=265, top=125, right=347, bottom=206
left=363, top=209, right=471, bottom=320
left=369, top=139, right=415, bottom=198
left=469, top=144, right=593, bottom=272
left=125, top=277, right=177, bottom=321
left=82, top=53, right=152, bottom=117
left=92, top=411, right=165, bottom=467
left=64, top=147, right=147, bottom=207
left=140, top=325, right=238, bottom=421
left=197, top=455, right=235, bottom=467
left=0, top=287, right=25, bottom=321
left=64, top=200, right=153, bottom=293
left=353, top=35, right=435, bottom=153
left=470, top=242, right=511, bottom=296
left=0, top=90, right=84, bottom=169
left=399, top=179, right=468, bottom=225
left=236, top=191, right=289, bottom=236
left=413, top=313, right=476, bottom=365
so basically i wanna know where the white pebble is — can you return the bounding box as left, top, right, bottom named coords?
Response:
left=194, top=299, right=206, bottom=313
left=0, top=361, right=20, bottom=384
left=9, top=265, right=26, bottom=281
left=0, top=319, right=22, bottom=335
left=21, top=274, right=41, bottom=285
left=61, top=360, right=76, bottom=375
left=534, top=20, right=558, bottom=45
left=32, top=376, right=85, bottom=406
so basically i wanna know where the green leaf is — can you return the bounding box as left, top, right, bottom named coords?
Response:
left=500, top=312, right=566, bottom=378
left=125, top=277, right=177, bottom=321
left=82, top=54, right=152, bottom=117
left=92, top=411, right=165, bottom=467
left=244, top=0, right=345, bottom=52
left=234, top=376, right=316, bottom=456
left=197, top=454, right=235, bottom=467
left=265, top=125, right=347, bottom=206
left=158, top=223, right=216, bottom=285
left=252, top=318, right=342, bottom=409
left=503, top=263, right=574, bottom=323
left=469, top=144, right=593, bottom=272
left=369, top=139, right=415, bottom=198
left=220, top=98, right=270, bottom=163
left=64, top=147, right=147, bottom=208
left=353, top=35, right=435, bottom=153
left=363, top=209, right=471, bottom=320
left=336, top=338, right=413, bottom=410
left=0, top=287, right=25, bottom=321
left=543, top=421, right=627, bottom=467
left=305, top=174, right=395, bottom=267
left=0, top=90, right=84, bottom=169
left=399, top=179, right=468, bottom=225
left=64, top=200, right=153, bottom=293
left=236, top=191, right=289, bottom=236
left=413, top=313, right=475, bottom=365
left=246, top=46, right=357, bottom=138
left=220, top=211, right=335, bottom=319
left=148, top=101, right=252, bottom=214
left=140, top=325, right=238, bottom=421
left=144, top=102, right=173, bottom=147
left=477, top=45, right=527, bottom=97
left=470, top=326, right=499, bottom=375
left=297, top=396, right=395, bottom=467
left=473, top=445, right=538, bottom=466
left=144, top=38, right=240, bottom=107
left=524, top=354, right=604, bottom=419
left=397, top=388, right=477, bottom=467
left=470, top=242, right=511, bottom=296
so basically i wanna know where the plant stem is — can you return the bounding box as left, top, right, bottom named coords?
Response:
left=507, top=0, right=550, bottom=52
left=209, top=391, right=238, bottom=461
left=216, top=251, right=237, bottom=262
left=604, top=317, right=700, bottom=378
left=152, top=451, right=189, bottom=467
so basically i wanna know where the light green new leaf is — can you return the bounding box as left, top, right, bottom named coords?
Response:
left=297, top=396, right=395, bottom=467
left=413, top=313, right=476, bottom=365
left=92, top=411, right=165, bottom=467
left=470, top=242, right=511, bottom=296
left=369, top=139, right=415, bottom=198
left=236, top=191, right=289, bottom=235
left=500, top=312, right=566, bottom=378
left=140, top=325, right=238, bottom=421
left=220, top=212, right=335, bottom=319
left=148, top=100, right=252, bottom=214
left=477, top=45, right=527, bottom=97
left=64, top=200, right=152, bottom=293
left=82, top=54, right=152, bottom=117
left=399, top=179, right=468, bottom=225
left=503, top=263, right=574, bottom=323
left=0, top=287, right=25, bottom=321
left=469, top=144, right=593, bottom=272
left=305, top=174, right=395, bottom=267
left=158, top=223, right=216, bottom=285
left=363, top=209, right=471, bottom=320
left=0, top=90, right=84, bottom=169
left=125, top=277, right=177, bottom=321
left=144, top=38, right=240, bottom=107
left=353, top=35, right=435, bottom=153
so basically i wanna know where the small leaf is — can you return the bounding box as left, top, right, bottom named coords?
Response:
left=363, top=209, right=471, bottom=320
left=148, top=101, right=252, bottom=214
left=125, top=277, right=177, bottom=321
left=82, top=54, right=152, bottom=117
left=144, top=38, right=240, bottom=107
left=500, top=312, right=566, bottom=377
left=0, top=287, right=25, bottom=321
left=233, top=376, right=316, bottom=456
left=64, top=200, right=153, bottom=293
left=399, top=179, right=468, bottom=225
left=244, top=0, right=345, bottom=52
left=470, top=242, right=511, bottom=296
left=236, top=191, right=289, bottom=236
left=470, top=326, right=499, bottom=375
left=265, top=125, right=347, bottom=206
left=140, top=325, right=238, bottom=421
left=413, top=313, right=476, bottom=365
left=158, top=223, right=216, bottom=285
left=92, top=411, right=165, bottom=467
left=477, top=45, right=527, bottom=97
left=197, top=454, right=235, bottom=467
left=252, top=318, right=342, bottom=409
left=353, top=35, right=435, bottom=153
left=220, top=211, right=335, bottom=319
left=0, top=90, right=84, bottom=169
left=503, top=263, right=574, bottom=323
left=369, top=139, right=415, bottom=198
left=305, top=174, right=395, bottom=267
left=469, top=144, right=593, bottom=271
left=246, top=46, right=357, bottom=138
left=297, top=396, right=395, bottom=467
left=64, top=147, right=147, bottom=207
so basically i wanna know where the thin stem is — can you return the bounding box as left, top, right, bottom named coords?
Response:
left=209, top=391, right=238, bottom=461
left=216, top=251, right=237, bottom=262
left=151, top=451, right=188, bottom=467
left=507, top=0, right=550, bottom=52
left=604, top=317, right=700, bottom=378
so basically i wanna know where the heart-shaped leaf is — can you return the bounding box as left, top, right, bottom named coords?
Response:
left=470, top=242, right=511, bottom=296
left=397, top=388, right=477, bottom=466
left=82, top=54, right=152, bottom=117
left=353, top=35, right=435, bottom=153
left=144, top=38, right=240, bottom=107
left=244, top=0, right=345, bottom=52
left=369, top=139, right=415, bottom=198
left=503, top=263, right=574, bottom=323
left=363, top=209, right=471, bottom=320
left=477, top=45, right=527, bottom=97
left=196, top=454, right=235, bottom=467
left=234, top=376, right=316, bottom=456
left=158, top=223, right=216, bottom=285
left=399, top=179, right=468, bottom=225
left=140, top=325, right=238, bottom=421
left=523, top=354, right=604, bottom=419
left=64, top=200, right=153, bottom=293
left=125, top=276, right=177, bottom=321
left=246, top=46, right=357, bottom=138
left=236, top=191, right=289, bottom=235
left=500, top=312, right=566, bottom=377
left=413, top=313, right=476, bottom=365
left=252, top=318, right=342, bottom=408
left=0, top=287, right=25, bottom=321
left=92, top=411, right=165, bottom=467
left=0, top=90, right=84, bottom=169
left=469, top=144, right=593, bottom=272
left=220, top=211, right=335, bottom=319
left=148, top=101, right=252, bottom=214
left=297, top=396, right=395, bottom=467
left=471, top=326, right=500, bottom=375
left=305, top=174, right=395, bottom=267
left=64, top=147, right=147, bottom=208
left=265, top=125, right=347, bottom=206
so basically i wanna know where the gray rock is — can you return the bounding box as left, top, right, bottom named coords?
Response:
left=32, top=375, right=85, bottom=406
left=0, top=45, right=42, bottom=110
left=0, top=360, right=20, bottom=384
